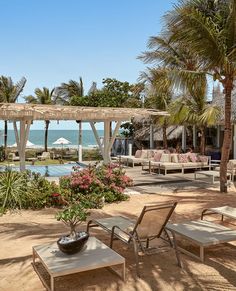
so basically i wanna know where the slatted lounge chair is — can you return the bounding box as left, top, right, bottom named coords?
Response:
left=8, top=152, right=20, bottom=162
left=87, top=201, right=181, bottom=277
left=37, top=152, right=50, bottom=161
left=201, top=205, right=236, bottom=221
left=166, top=220, right=236, bottom=262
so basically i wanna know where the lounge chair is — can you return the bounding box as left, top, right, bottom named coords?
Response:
left=37, top=152, right=50, bottom=161
left=8, top=152, right=20, bottom=162
left=201, top=205, right=236, bottom=221
left=166, top=219, right=236, bottom=262
left=87, top=201, right=181, bottom=277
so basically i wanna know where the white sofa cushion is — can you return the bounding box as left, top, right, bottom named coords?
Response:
left=171, top=154, right=179, bottom=163
left=160, top=153, right=171, bottom=163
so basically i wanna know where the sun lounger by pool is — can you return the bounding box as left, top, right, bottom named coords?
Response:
left=166, top=220, right=236, bottom=262
left=201, top=206, right=236, bottom=221
left=37, top=152, right=50, bottom=161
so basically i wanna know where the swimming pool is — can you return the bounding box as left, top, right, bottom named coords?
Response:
left=1, top=162, right=86, bottom=177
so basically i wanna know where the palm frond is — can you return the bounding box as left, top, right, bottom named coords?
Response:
left=167, top=3, right=227, bottom=70
left=200, top=104, right=221, bottom=125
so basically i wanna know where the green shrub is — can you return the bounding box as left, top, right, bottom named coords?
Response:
left=0, top=170, right=61, bottom=213
left=25, top=172, right=60, bottom=209
left=0, top=170, right=28, bottom=214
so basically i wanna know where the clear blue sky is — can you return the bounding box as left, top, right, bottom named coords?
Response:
left=0, top=0, right=177, bottom=130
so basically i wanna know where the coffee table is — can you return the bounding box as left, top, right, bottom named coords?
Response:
left=32, top=237, right=125, bottom=291
left=194, top=170, right=231, bottom=184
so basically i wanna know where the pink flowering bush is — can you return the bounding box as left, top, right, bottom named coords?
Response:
left=59, top=163, right=132, bottom=207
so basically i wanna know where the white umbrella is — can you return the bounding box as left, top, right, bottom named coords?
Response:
left=53, top=137, right=71, bottom=158
left=10, top=140, right=35, bottom=148
left=53, top=137, right=71, bottom=146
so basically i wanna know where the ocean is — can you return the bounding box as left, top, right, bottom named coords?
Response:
left=1, top=130, right=105, bottom=149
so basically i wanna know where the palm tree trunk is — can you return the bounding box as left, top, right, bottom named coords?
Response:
left=163, top=122, right=168, bottom=149
left=200, top=127, right=205, bottom=155
left=4, top=120, right=7, bottom=159
left=220, top=77, right=233, bottom=193
left=79, top=121, right=82, bottom=145
left=45, top=120, right=50, bottom=152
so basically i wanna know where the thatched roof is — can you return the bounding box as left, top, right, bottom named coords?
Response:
left=134, top=125, right=184, bottom=141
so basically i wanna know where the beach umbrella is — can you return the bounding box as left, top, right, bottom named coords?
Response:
left=10, top=140, right=35, bottom=148
left=53, top=137, right=71, bottom=158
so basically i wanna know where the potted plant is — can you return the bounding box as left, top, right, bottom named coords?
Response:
left=56, top=203, right=90, bottom=254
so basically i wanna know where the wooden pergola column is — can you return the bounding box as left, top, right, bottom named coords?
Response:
left=90, top=120, right=121, bottom=164
left=13, top=119, right=32, bottom=171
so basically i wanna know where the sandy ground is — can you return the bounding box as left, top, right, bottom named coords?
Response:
left=1, top=176, right=236, bottom=290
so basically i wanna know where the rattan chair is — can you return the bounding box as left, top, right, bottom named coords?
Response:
left=87, top=201, right=181, bottom=277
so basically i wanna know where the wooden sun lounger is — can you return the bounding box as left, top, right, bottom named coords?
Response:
left=201, top=206, right=236, bottom=221
left=166, top=220, right=236, bottom=262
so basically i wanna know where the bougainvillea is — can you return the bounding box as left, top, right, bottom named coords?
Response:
left=59, top=163, right=133, bottom=207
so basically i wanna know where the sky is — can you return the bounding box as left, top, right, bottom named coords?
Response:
left=0, top=0, right=177, bottom=130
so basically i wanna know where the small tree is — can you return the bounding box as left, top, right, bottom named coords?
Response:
left=56, top=204, right=89, bottom=240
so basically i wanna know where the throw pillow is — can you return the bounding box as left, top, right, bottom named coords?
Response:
left=178, top=154, right=189, bottom=163
left=198, top=155, right=208, bottom=163
left=188, top=153, right=197, bottom=162
left=171, top=154, right=179, bottom=163
left=140, top=150, right=148, bottom=159
left=160, top=153, right=171, bottom=163
left=154, top=152, right=162, bottom=162
left=135, top=150, right=142, bottom=158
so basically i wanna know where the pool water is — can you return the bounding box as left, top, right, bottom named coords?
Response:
left=1, top=162, right=86, bottom=177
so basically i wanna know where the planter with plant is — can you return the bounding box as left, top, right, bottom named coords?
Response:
left=56, top=203, right=90, bottom=254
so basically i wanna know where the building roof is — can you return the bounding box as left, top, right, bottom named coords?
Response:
left=0, top=103, right=168, bottom=122
left=134, top=125, right=185, bottom=141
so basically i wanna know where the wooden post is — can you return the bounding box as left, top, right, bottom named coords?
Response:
left=108, top=121, right=121, bottom=153
left=13, top=119, right=32, bottom=171
left=216, top=125, right=220, bottom=148
left=182, top=126, right=186, bottom=152
left=90, top=122, right=104, bottom=158
left=103, top=120, right=110, bottom=164
left=193, top=125, right=196, bottom=148
left=150, top=124, right=154, bottom=149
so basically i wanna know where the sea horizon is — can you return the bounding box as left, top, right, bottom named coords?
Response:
left=0, top=129, right=106, bottom=148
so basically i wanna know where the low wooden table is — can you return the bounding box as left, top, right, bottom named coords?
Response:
left=32, top=237, right=125, bottom=291
left=194, top=170, right=231, bottom=184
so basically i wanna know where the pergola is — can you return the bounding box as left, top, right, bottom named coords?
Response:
left=0, top=103, right=168, bottom=170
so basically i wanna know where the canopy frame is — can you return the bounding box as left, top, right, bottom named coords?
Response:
left=0, top=103, right=169, bottom=170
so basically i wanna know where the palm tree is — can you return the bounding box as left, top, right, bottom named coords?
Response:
left=57, top=78, right=85, bottom=147
left=169, top=93, right=220, bottom=154
left=139, top=18, right=221, bottom=158
left=0, top=76, right=26, bottom=156
left=25, top=87, right=56, bottom=152
left=140, top=68, right=173, bottom=148
left=165, top=0, right=236, bottom=192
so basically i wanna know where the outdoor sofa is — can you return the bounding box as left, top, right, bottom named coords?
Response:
left=120, top=149, right=210, bottom=174
left=119, top=149, right=154, bottom=167
left=150, top=152, right=211, bottom=175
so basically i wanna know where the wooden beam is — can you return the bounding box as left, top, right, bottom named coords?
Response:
left=89, top=122, right=104, bottom=158
left=108, top=121, right=121, bottom=153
